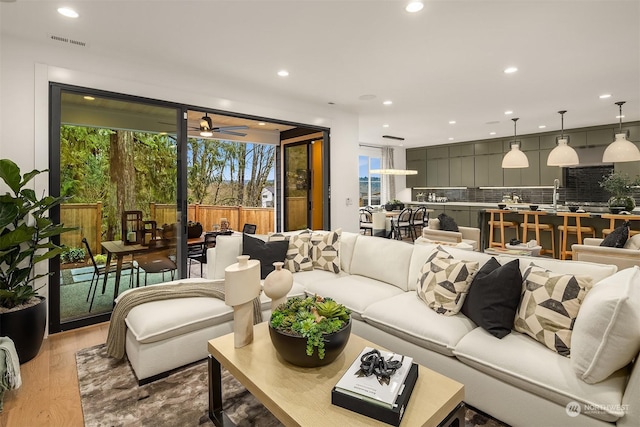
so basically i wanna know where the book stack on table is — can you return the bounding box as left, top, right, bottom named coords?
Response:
left=331, top=347, right=419, bottom=426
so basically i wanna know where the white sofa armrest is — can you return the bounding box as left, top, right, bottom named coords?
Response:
left=422, top=226, right=480, bottom=251
left=459, top=226, right=481, bottom=250
left=572, top=243, right=640, bottom=270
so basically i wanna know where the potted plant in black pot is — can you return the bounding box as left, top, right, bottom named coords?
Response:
left=599, top=172, right=640, bottom=213
left=0, top=159, right=74, bottom=363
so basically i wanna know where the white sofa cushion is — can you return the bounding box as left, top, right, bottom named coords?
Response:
left=292, top=269, right=349, bottom=287
left=454, top=328, right=628, bottom=422
left=126, top=296, right=234, bottom=344
left=338, top=231, right=359, bottom=274
left=208, top=234, right=245, bottom=280
left=304, top=275, right=404, bottom=320
left=514, top=264, right=592, bottom=357
left=498, top=254, right=617, bottom=284
left=362, top=292, right=477, bottom=357
left=623, top=233, right=640, bottom=250
left=572, top=266, right=640, bottom=384
left=349, top=235, right=414, bottom=291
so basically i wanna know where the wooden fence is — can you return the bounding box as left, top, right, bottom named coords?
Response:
left=60, top=202, right=102, bottom=255
left=60, top=202, right=276, bottom=256
left=152, top=203, right=275, bottom=235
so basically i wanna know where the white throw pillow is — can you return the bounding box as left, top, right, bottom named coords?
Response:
left=623, top=233, right=640, bottom=250
left=571, top=266, right=640, bottom=384
left=428, top=218, right=441, bottom=230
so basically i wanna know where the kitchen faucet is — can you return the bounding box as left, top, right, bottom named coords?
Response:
left=553, top=179, right=560, bottom=211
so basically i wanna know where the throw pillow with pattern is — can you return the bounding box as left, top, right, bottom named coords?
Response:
left=268, top=233, right=313, bottom=272
left=416, top=246, right=479, bottom=316
left=514, top=264, right=593, bottom=357
left=309, top=229, right=342, bottom=273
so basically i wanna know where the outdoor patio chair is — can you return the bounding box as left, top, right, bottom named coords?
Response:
left=187, top=232, right=218, bottom=277
left=135, top=238, right=178, bottom=286
left=82, top=237, right=136, bottom=312
left=242, top=223, right=257, bottom=234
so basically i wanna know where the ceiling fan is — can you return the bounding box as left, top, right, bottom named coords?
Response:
left=193, top=113, right=248, bottom=137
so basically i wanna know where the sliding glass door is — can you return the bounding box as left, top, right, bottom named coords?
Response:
left=50, top=85, right=183, bottom=331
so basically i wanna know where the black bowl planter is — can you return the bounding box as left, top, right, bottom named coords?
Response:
left=268, top=320, right=352, bottom=367
left=0, top=296, right=47, bottom=363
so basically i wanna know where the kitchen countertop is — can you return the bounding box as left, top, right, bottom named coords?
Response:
left=405, top=200, right=640, bottom=215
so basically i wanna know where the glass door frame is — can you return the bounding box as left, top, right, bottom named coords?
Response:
left=48, top=83, right=188, bottom=332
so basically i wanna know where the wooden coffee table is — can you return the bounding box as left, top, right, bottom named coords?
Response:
left=207, top=322, right=464, bottom=427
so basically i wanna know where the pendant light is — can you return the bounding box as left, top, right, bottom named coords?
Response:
left=602, top=101, right=640, bottom=163
left=501, top=118, right=529, bottom=168
left=547, top=110, right=579, bottom=166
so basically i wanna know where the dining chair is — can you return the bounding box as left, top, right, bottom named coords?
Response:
left=392, top=207, right=414, bottom=241
left=135, top=237, right=178, bottom=285
left=187, top=232, right=218, bottom=277
left=410, top=206, right=428, bottom=238
left=359, top=208, right=373, bottom=235
left=82, top=237, right=136, bottom=312
left=242, top=223, right=257, bottom=234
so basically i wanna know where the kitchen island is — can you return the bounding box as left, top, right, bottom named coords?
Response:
left=405, top=200, right=640, bottom=257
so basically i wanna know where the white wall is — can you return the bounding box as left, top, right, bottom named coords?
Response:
left=0, top=35, right=360, bottom=305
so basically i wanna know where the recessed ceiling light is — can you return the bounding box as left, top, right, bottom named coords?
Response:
left=616, top=115, right=625, bottom=119
left=504, top=110, right=513, bottom=115
left=489, top=132, right=497, bottom=135
left=83, top=96, right=95, bottom=101
left=538, top=125, right=546, bottom=129
left=599, top=94, right=612, bottom=99
left=504, top=67, right=518, bottom=74
left=258, top=122, right=266, bottom=126
left=448, top=137, right=454, bottom=141
left=57, top=7, right=79, bottom=18
left=449, top=120, right=456, bottom=124
left=277, top=70, right=289, bottom=77
left=405, top=1, right=424, bottom=13
left=382, top=124, right=389, bottom=128
left=383, top=100, right=393, bottom=105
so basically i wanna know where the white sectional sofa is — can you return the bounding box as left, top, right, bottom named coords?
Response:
left=120, top=231, right=640, bottom=427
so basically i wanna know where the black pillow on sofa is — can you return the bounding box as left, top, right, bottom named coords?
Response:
left=437, top=213, right=459, bottom=232
left=600, top=221, right=630, bottom=248
left=242, top=233, right=289, bottom=279
left=461, top=257, right=522, bottom=339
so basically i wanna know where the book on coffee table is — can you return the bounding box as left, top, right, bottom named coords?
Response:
left=333, top=346, right=414, bottom=408
left=332, top=361, right=418, bottom=426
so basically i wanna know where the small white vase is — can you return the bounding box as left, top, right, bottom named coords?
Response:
left=264, top=261, right=293, bottom=311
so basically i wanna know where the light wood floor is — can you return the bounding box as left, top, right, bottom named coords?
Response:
left=0, top=322, right=109, bottom=427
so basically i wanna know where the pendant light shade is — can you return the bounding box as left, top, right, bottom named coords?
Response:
left=502, top=118, right=529, bottom=168
left=547, top=110, right=579, bottom=166
left=602, top=101, right=640, bottom=163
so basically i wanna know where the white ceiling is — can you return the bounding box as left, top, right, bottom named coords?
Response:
left=2, top=0, right=639, bottom=148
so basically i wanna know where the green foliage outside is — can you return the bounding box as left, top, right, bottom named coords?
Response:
left=60, top=247, right=86, bottom=264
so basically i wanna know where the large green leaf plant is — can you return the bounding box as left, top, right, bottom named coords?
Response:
left=0, top=159, right=74, bottom=308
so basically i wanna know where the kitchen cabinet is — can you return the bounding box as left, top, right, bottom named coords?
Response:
left=503, top=136, right=539, bottom=152
left=540, top=132, right=587, bottom=150
left=406, top=148, right=427, bottom=188
left=449, top=143, right=474, bottom=158
left=449, top=157, right=474, bottom=186
left=474, top=140, right=503, bottom=155
left=474, top=154, right=504, bottom=187
left=444, top=206, right=470, bottom=227
left=587, top=128, right=615, bottom=147
left=503, top=151, right=540, bottom=186
left=427, top=146, right=449, bottom=159
left=426, top=158, right=450, bottom=187
left=539, top=148, right=563, bottom=185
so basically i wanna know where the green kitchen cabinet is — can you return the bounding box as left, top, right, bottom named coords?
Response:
left=427, top=146, right=449, bottom=159
left=426, top=158, right=450, bottom=187
left=503, top=151, right=539, bottom=186
left=449, top=143, right=474, bottom=158
left=475, top=154, right=503, bottom=187
left=405, top=148, right=427, bottom=188
left=444, top=206, right=470, bottom=227
left=539, top=148, right=563, bottom=185
left=474, top=140, right=503, bottom=155
left=587, top=128, right=616, bottom=147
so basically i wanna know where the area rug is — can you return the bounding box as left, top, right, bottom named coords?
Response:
left=76, top=344, right=508, bottom=427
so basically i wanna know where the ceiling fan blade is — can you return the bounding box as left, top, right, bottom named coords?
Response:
left=214, top=125, right=249, bottom=131
left=216, top=130, right=247, bottom=137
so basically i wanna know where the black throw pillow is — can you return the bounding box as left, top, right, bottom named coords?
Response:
left=242, top=233, right=289, bottom=279
left=600, top=221, right=630, bottom=248
left=437, top=213, right=459, bottom=232
left=461, top=258, right=523, bottom=339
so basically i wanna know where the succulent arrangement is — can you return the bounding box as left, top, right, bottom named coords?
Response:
left=270, top=295, right=351, bottom=359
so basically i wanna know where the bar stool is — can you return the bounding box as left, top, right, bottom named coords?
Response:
left=557, top=212, right=596, bottom=260
left=487, top=209, right=520, bottom=249
left=601, top=213, right=640, bottom=237
left=520, top=210, right=555, bottom=257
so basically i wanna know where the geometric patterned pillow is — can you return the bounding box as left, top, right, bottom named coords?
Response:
left=514, top=264, right=593, bottom=357
left=309, top=229, right=341, bottom=273
left=267, top=233, right=313, bottom=272
left=416, top=247, right=479, bottom=316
